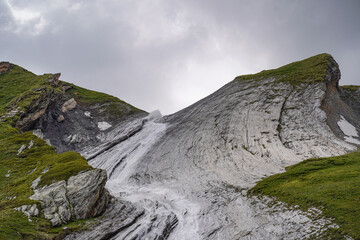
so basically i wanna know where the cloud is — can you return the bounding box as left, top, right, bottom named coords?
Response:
left=2, top=0, right=48, bottom=35
left=0, top=0, right=359, bottom=114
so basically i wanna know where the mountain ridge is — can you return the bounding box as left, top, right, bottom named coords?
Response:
left=1, top=53, right=359, bottom=239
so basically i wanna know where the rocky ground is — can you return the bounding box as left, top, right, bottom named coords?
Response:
left=63, top=54, right=360, bottom=239
left=2, top=54, right=359, bottom=239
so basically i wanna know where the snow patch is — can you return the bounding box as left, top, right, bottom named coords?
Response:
left=84, top=111, right=91, bottom=117
left=98, top=121, right=112, bottom=131
left=337, top=116, right=360, bottom=144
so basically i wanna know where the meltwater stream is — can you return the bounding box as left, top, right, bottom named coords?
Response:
left=88, top=112, right=202, bottom=240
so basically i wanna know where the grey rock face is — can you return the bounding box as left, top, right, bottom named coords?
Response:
left=69, top=57, right=360, bottom=239
left=15, top=204, right=39, bottom=218
left=67, top=169, right=110, bottom=219
left=24, top=55, right=358, bottom=239
left=33, top=95, right=147, bottom=153
left=30, top=169, right=109, bottom=226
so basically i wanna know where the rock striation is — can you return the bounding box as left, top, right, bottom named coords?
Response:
left=29, top=169, right=109, bottom=226
left=4, top=54, right=360, bottom=239
left=65, top=54, right=360, bottom=239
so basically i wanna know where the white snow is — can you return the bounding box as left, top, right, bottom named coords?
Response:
left=84, top=111, right=91, bottom=117
left=337, top=115, right=360, bottom=144
left=97, top=121, right=112, bottom=131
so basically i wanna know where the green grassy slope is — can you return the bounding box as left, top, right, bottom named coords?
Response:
left=0, top=63, right=140, bottom=239
left=236, top=53, right=333, bottom=84
left=249, top=152, right=360, bottom=239
left=66, top=84, right=142, bottom=121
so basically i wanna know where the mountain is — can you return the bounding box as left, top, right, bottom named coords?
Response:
left=0, top=54, right=359, bottom=239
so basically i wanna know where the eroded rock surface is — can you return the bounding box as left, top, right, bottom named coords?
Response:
left=65, top=55, right=360, bottom=239
left=15, top=54, right=359, bottom=239
left=30, top=169, right=109, bottom=226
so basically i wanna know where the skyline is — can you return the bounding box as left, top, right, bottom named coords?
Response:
left=1, top=0, right=359, bottom=114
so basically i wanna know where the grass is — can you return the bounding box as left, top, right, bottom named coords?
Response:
left=66, top=84, right=142, bottom=120
left=236, top=53, right=333, bottom=85
left=249, top=152, right=360, bottom=239
left=340, top=85, right=360, bottom=91
left=0, top=125, right=93, bottom=239
left=0, top=65, right=50, bottom=108
left=0, top=64, right=126, bottom=239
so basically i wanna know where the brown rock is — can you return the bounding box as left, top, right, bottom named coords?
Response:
left=61, top=98, right=77, bottom=112
left=57, top=114, right=65, bottom=122
left=61, top=85, right=73, bottom=91
left=49, top=73, right=61, bottom=86
left=0, top=62, right=10, bottom=73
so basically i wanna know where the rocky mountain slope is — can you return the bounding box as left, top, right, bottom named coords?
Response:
left=1, top=54, right=359, bottom=239
left=0, top=62, right=143, bottom=239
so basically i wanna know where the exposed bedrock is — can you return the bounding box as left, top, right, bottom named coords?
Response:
left=17, top=54, right=357, bottom=239
left=63, top=56, right=360, bottom=239
left=28, top=169, right=110, bottom=226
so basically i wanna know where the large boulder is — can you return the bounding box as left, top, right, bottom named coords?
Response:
left=30, top=169, right=109, bottom=226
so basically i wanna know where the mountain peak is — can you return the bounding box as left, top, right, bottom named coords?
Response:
left=236, top=53, right=340, bottom=86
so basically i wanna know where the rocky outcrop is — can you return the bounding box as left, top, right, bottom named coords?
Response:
left=16, top=90, right=61, bottom=130
left=29, top=169, right=109, bottom=226
left=64, top=198, right=146, bottom=240
left=32, top=92, right=147, bottom=153
left=61, top=98, right=77, bottom=113
left=74, top=54, right=359, bottom=239
left=5, top=54, right=359, bottom=239
left=0, top=61, right=10, bottom=73
left=48, top=73, right=61, bottom=86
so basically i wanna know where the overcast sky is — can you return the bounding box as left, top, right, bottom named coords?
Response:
left=1, top=0, right=359, bottom=114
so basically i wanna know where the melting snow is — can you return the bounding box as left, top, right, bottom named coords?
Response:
left=98, top=121, right=112, bottom=131
left=337, top=115, right=360, bottom=144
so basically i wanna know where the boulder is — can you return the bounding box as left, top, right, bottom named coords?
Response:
left=30, top=169, right=109, bottom=226
left=0, top=62, right=10, bottom=73
left=61, top=98, right=77, bottom=113
left=57, top=114, right=65, bottom=123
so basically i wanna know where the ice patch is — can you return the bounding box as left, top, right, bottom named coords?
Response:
left=98, top=121, right=112, bottom=131
left=337, top=115, right=360, bottom=144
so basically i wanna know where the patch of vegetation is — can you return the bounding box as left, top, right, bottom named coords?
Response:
left=236, top=53, right=333, bottom=85
left=0, top=65, right=49, bottom=108
left=0, top=64, right=55, bottom=122
left=249, top=152, right=360, bottom=239
left=66, top=84, right=142, bottom=120
left=0, top=125, right=92, bottom=239
left=340, top=85, right=360, bottom=91
left=0, top=64, right=102, bottom=239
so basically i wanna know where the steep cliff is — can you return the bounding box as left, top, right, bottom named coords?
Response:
left=1, top=54, right=359, bottom=240
left=0, top=63, right=143, bottom=239
left=69, top=54, right=359, bottom=239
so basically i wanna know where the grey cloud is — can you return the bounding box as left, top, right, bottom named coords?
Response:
left=0, top=0, right=359, bottom=114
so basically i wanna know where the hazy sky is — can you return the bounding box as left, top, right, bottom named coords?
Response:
left=1, top=0, right=359, bottom=114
